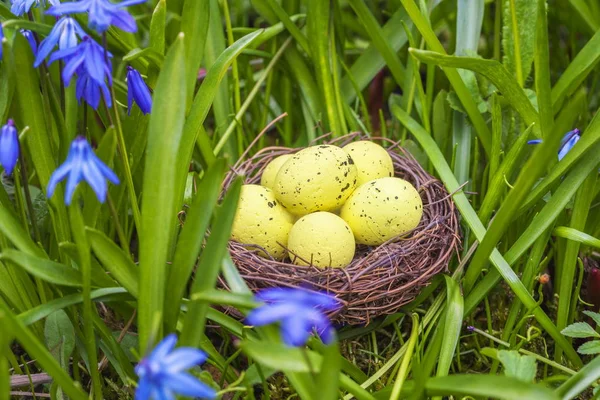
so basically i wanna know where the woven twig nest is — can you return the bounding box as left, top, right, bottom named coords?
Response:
left=220, top=133, right=460, bottom=325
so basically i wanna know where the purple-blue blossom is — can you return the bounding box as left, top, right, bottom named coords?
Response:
left=0, top=119, right=19, bottom=176
left=47, top=136, right=119, bottom=205
left=49, top=36, right=112, bottom=87
left=527, top=128, right=581, bottom=161
left=135, top=334, right=217, bottom=400
left=47, top=0, right=147, bottom=33
left=20, top=29, right=38, bottom=56
left=76, top=69, right=112, bottom=109
left=126, top=66, right=152, bottom=115
left=35, top=16, right=86, bottom=67
left=246, top=287, right=341, bottom=347
left=10, top=0, right=58, bottom=16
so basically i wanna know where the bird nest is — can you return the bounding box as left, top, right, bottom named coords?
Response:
left=219, top=133, right=460, bottom=325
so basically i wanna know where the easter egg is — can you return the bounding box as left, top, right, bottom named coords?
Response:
left=273, top=145, right=358, bottom=215
left=343, top=141, right=394, bottom=186
left=287, top=212, right=355, bottom=268
left=231, top=184, right=295, bottom=260
left=340, top=177, right=423, bottom=246
left=260, top=154, right=293, bottom=190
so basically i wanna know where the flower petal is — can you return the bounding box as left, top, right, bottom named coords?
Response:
left=246, top=302, right=300, bottom=327
left=163, top=372, right=217, bottom=399
left=162, top=348, right=207, bottom=373
left=280, top=314, right=313, bottom=347
left=46, top=1, right=90, bottom=16
left=46, top=162, right=72, bottom=199
left=147, top=334, right=177, bottom=363
left=134, top=377, right=153, bottom=400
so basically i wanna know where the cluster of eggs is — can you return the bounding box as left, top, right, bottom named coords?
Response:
left=231, top=141, right=423, bottom=268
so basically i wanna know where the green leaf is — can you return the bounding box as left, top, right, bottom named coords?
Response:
left=409, top=49, right=541, bottom=137
left=583, top=310, right=600, bottom=327
left=44, top=310, right=75, bottom=370
left=181, top=0, right=210, bottom=105
left=0, top=250, right=81, bottom=287
left=502, top=0, right=537, bottom=85
left=138, top=33, right=187, bottom=349
left=398, top=0, right=492, bottom=155
left=553, top=227, right=600, bottom=250
left=557, top=353, right=600, bottom=399
left=577, top=340, right=600, bottom=355
left=86, top=228, right=139, bottom=298
left=561, top=322, right=600, bottom=338
left=317, top=342, right=341, bottom=400
left=425, top=375, right=558, bottom=400
left=497, top=350, right=537, bottom=382
left=180, top=178, right=241, bottom=346
left=436, top=276, right=463, bottom=377
left=164, top=159, right=227, bottom=331
left=551, top=29, right=600, bottom=112
left=149, top=0, right=166, bottom=54
left=240, top=340, right=323, bottom=373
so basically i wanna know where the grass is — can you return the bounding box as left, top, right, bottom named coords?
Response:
left=1, top=0, right=600, bottom=398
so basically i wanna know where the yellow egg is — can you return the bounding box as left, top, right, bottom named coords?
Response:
left=260, top=154, right=293, bottom=190
left=273, top=145, right=358, bottom=215
left=340, top=177, right=423, bottom=246
left=287, top=212, right=355, bottom=268
left=231, top=184, right=295, bottom=260
left=343, top=141, right=394, bottom=186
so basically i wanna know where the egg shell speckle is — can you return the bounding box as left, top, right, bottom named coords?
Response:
left=287, top=211, right=355, bottom=268
left=231, top=184, right=295, bottom=260
left=340, top=177, right=423, bottom=245
left=260, top=154, right=293, bottom=190
left=273, top=145, right=358, bottom=215
left=343, top=141, right=394, bottom=186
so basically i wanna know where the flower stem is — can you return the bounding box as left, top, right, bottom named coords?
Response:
left=18, top=149, right=41, bottom=244
left=101, top=33, right=141, bottom=231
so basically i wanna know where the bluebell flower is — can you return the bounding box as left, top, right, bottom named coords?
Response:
left=47, top=0, right=147, bottom=33
left=126, top=66, right=152, bottom=115
left=0, top=119, right=19, bottom=176
left=47, top=136, right=119, bottom=205
left=20, top=29, right=38, bottom=56
left=135, top=334, right=217, bottom=400
left=246, top=287, right=341, bottom=347
left=76, top=69, right=112, bottom=109
left=49, top=36, right=112, bottom=87
left=527, top=128, right=581, bottom=161
left=35, top=16, right=86, bottom=67
left=10, top=0, right=58, bottom=16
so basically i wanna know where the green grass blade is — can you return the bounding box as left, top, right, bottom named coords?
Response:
left=87, top=228, right=139, bottom=298
left=317, top=341, right=341, bottom=400
left=425, top=375, right=559, bottom=400
left=392, top=105, right=583, bottom=367
left=556, top=353, right=600, bottom=399
left=554, top=227, right=600, bottom=250
left=551, top=28, right=600, bottom=113
left=0, top=250, right=81, bottom=287
left=399, top=0, right=492, bottom=155
left=180, top=178, right=241, bottom=347
left=149, top=0, right=166, bottom=54
left=533, top=0, right=553, bottom=136
left=138, top=33, right=187, bottom=350
left=181, top=0, right=210, bottom=105
left=409, top=49, right=541, bottom=137
left=164, top=159, right=227, bottom=331
left=436, top=276, right=463, bottom=377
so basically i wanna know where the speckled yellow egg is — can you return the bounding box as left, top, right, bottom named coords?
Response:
left=340, top=177, right=423, bottom=246
left=260, top=154, right=293, bottom=190
left=273, top=145, right=358, bottom=215
left=343, top=141, right=394, bottom=185
left=231, top=185, right=295, bottom=260
left=287, top=212, right=355, bottom=268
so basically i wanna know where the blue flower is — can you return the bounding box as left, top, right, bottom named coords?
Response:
left=20, top=29, right=38, bottom=56
left=35, top=16, right=86, bottom=67
left=47, top=0, right=147, bottom=33
left=47, top=136, right=119, bottom=205
left=49, top=36, right=112, bottom=87
left=76, top=69, right=112, bottom=109
left=126, top=66, right=152, bottom=115
left=135, top=334, right=217, bottom=400
left=527, top=128, right=581, bottom=161
left=0, top=119, right=19, bottom=176
left=10, top=0, right=58, bottom=16
left=246, top=287, right=341, bottom=347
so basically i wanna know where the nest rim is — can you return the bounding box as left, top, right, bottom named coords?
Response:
left=220, top=133, right=460, bottom=325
